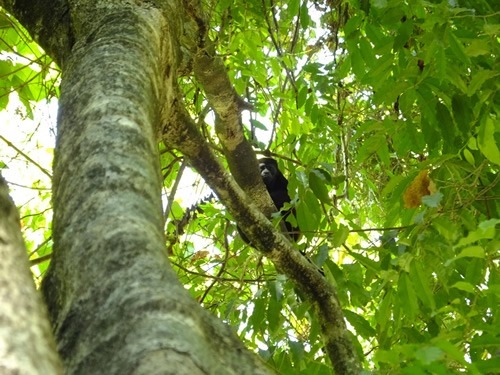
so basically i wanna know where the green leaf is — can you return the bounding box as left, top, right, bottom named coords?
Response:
left=359, top=38, right=376, bottom=67
left=421, top=192, right=443, bottom=208
left=393, top=20, right=413, bottom=50
left=372, top=0, right=388, bottom=9
left=267, top=291, right=281, bottom=332
left=476, top=357, right=500, bottom=374
left=0, top=79, right=10, bottom=110
left=468, top=69, right=498, bottom=96
left=417, top=87, right=441, bottom=152
left=350, top=48, right=366, bottom=78
left=309, top=170, right=331, bottom=204
left=410, top=262, right=436, bottom=311
left=414, top=346, right=443, bottom=365
left=398, top=273, right=419, bottom=320
left=456, top=246, right=485, bottom=259
left=455, top=219, right=497, bottom=248
left=289, top=340, right=305, bottom=365
left=436, top=102, right=456, bottom=153
left=314, top=243, right=330, bottom=267
left=170, top=201, right=184, bottom=218
left=299, top=2, right=310, bottom=29
left=331, top=224, right=349, bottom=247
left=297, top=85, right=308, bottom=108
left=447, top=29, right=470, bottom=65
left=464, top=39, right=491, bottom=57
left=446, top=246, right=486, bottom=266
left=483, top=23, right=500, bottom=36
left=343, top=310, right=376, bottom=339
left=452, top=94, right=473, bottom=137
left=269, top=279, right=284, bottom=302
left=250, top=119, right=268, bottom=130
left=0, top=59, right=13, bottom=76
left=249, top=294, right=267, bottom=332
left=344, top=15, right=363, bottom=37
left=432, top=216, right=459, bottom=242
left=477, top=117, right=500, bottom=165
left=398, top=89, right=417, bottom=118
left=0, top=12, right=11, bottom=28
left=363, top=54, right=393, bottom=87
left=478, top=218, right=500, bottom=231
left=331, top=175, right=346, bottom=186
left=348, top=251, right=381, bottom=274
left=357, top=132, right=387, bottom=164
left=287, top=0, right=299, bottom=17
left=376, top=289, right=393, bottom=332
left=296, top=190, right=321, bottom=238
left=451, top=281, right=475, bottom=293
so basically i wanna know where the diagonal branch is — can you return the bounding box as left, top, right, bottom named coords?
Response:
left=192, top=48, right=264, bottom=198
left=161, top=96, right=361, bottom=374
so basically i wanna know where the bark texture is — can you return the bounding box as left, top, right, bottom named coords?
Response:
left=1, top=1, right=271, bottom=374
left=0, top=175, right=63, bottom=375
left=164, top=5, right=362, bottom=373
left=1, top=0, right=72, bottom=67
left=164, top=99, right=361, bottom=375
left=1, top=0, right=362, bottom=373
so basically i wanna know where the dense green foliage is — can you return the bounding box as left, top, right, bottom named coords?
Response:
left=1, top=0, right=498, bottom=373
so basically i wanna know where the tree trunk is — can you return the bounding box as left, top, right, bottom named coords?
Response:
left=0, top=175, right=63, bottom=374
left=0, top=1, right=271, bottom=374
left=1, top=0, right=361, bottom=373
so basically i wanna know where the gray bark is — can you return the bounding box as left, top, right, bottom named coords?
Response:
left=0, top=0, right=361, bottom=373
left=0, top=175, right=63, bottom=375
left=164, top=99, right=361, bottom=375
left=0, top=1, right=271, bottom=374
left=166, top=7, right=361, bottom=374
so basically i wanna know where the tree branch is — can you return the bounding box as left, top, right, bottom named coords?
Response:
left=162, top=97, right=362, bottom=374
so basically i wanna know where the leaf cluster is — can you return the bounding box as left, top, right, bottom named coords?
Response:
left=2, top=0, right=498, bottom=373
left=163, top=0, right=499, bottom=372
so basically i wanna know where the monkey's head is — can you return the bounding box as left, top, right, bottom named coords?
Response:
left=259, top=158, right=278, bottom=184
left=258, top=158, right=288, bottom=189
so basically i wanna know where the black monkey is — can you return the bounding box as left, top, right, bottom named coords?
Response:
left=239, top=158, right=299, bottom=243
left=260, top=158, right=300, bottom=241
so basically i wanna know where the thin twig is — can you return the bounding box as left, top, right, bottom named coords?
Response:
left=0, top=134, right=52, bottom=178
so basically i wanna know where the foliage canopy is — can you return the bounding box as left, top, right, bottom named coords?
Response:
left=1, top=0, right=498, bottom=373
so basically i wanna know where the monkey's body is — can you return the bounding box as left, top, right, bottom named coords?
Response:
left=260, top=159, right=291, bottom=209
left=239, top=158, right=299, bottom=243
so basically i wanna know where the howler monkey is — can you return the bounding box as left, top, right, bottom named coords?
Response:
left=239, top=158, right=299, bottom=243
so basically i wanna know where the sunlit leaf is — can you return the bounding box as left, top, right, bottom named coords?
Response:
left=309, top=169, right=330, bottom=204
left=331, top=224, right=349, bottom=248
left=4, top=1, right=498, bottom=372
left=415, top=346, right=443, bottom=365
left=456, top=246, right=485, bottom=259
left=455, top=220, right=497, bottom=248
left=478, top=117, right=500, bottom=165
left=468, top=70, right=498, bottom=96
left=421, top=191, right=443, bottom=208
left=343, top=310, right=376, bottom=339
left=451, top=281, right=476, bottom=293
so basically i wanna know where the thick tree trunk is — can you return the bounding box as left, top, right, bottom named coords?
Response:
left=1, top=0, right=361, bottom=373
left=0, top=175, right=63, bottom=375
left=10, top=2, right=271, bottom=374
